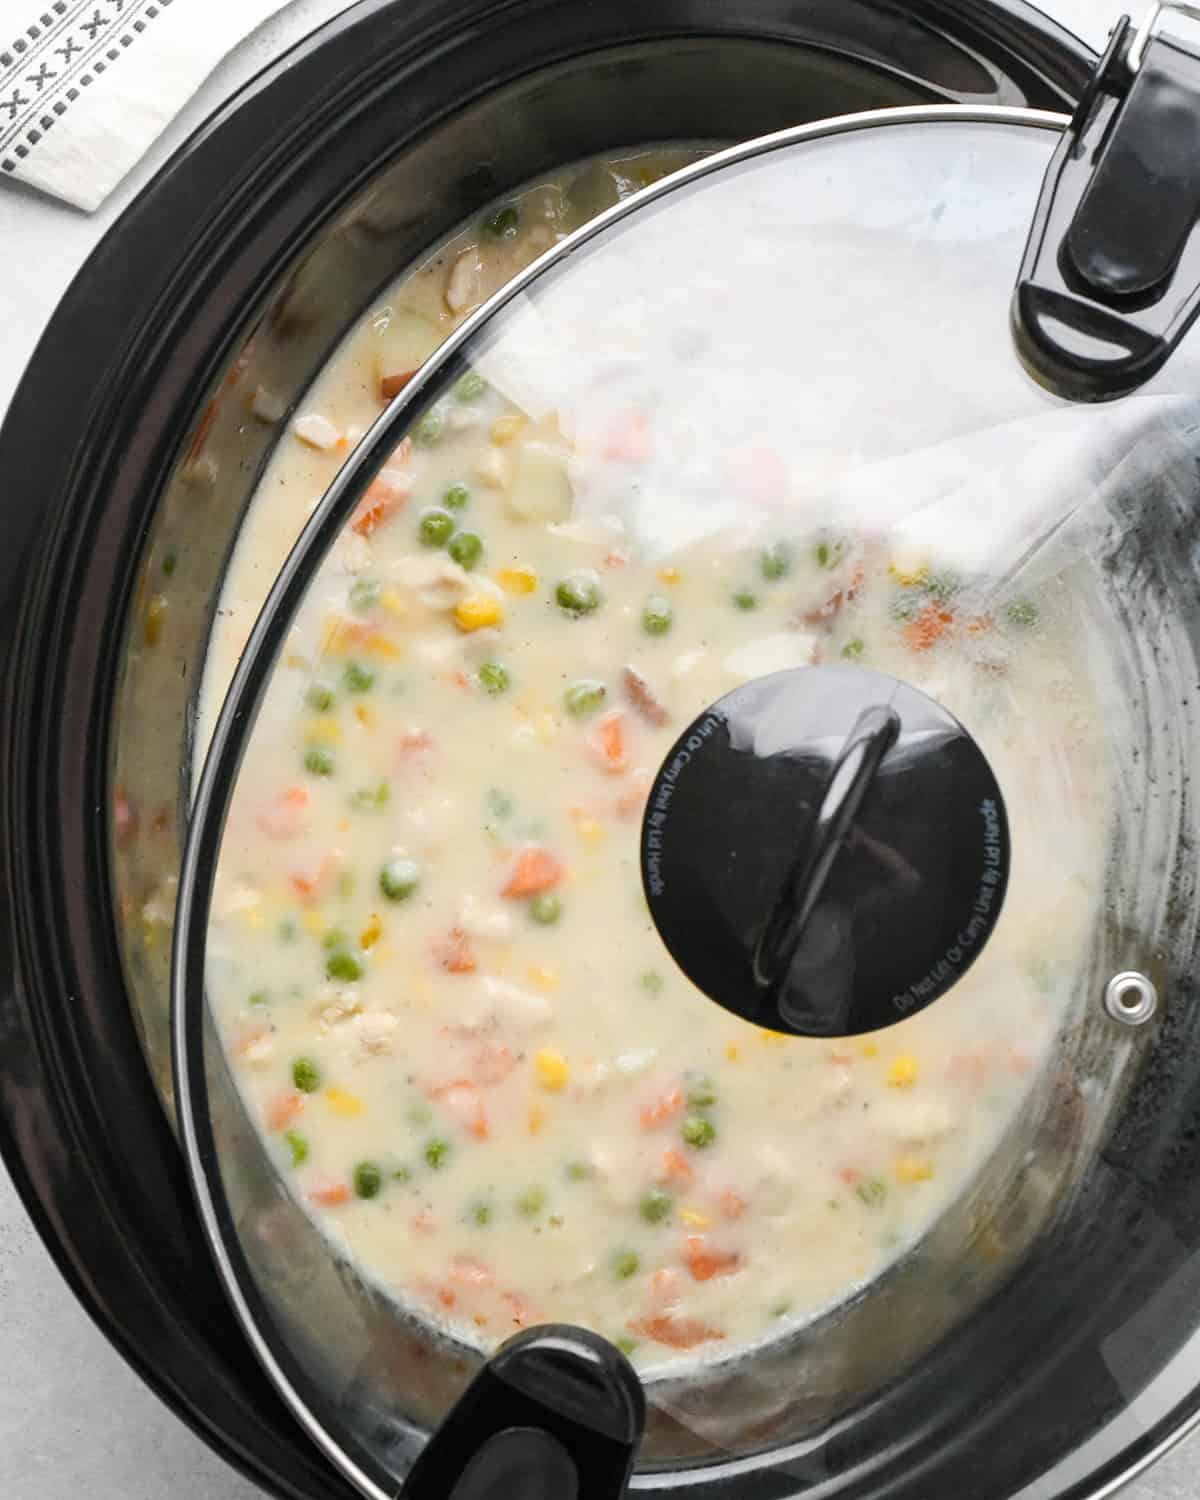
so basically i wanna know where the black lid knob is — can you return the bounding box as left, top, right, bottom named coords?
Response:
left=641, top=667, right=1009, bottom=1038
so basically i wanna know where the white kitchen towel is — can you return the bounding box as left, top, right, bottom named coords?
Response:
left=0, top=0, right=298, bottom=211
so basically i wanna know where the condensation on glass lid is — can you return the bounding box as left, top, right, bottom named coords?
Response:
left=462, top=117, right=1200, bottom=579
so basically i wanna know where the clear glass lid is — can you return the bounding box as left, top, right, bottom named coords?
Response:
left=174, top=105, right=1200, bottom=1500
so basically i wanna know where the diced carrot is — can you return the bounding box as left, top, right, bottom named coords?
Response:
left=399, top=728, right=434, bottom=755
left=659, top=1149, right=693, bottom=1186
left=380, top=370, right=417, bottom=401
left=351, top=443, right=413, bottom=536
left=629, top=1314, right=723, bottom=1350
left=602, top=408, right=652, bottom=463
left=640, top=1085, right=684, bottom=1130
left=448, top=1256, right=494, bottom=1287
left=838, top=1165, right=862, bottom=1186
left=434, top=1080, right=489, bottom=1139
left=718, top=1189, right=748, bottom=1221
left=437, top=1286, right=458, bottom=1309
left=290, top=855, right=337, bottom=904
left=257, top=784, right=310, bottom=839
left=309, top=1181, right=351, bottom=1207
left=603, top=549, right=631, bottom=570
left=683, top=1236, right=741, bottom=1282
left=501, top=847, right=565, bottom=899
left=434, top=926, right=477, bottom=974
left=904, top=603, right=955, bottom=652
left=266, top=1091, right=304, bottom=1131
left=472, top=1040, right=517, bottom=1085
left=589, top=711, right=629, bottom=774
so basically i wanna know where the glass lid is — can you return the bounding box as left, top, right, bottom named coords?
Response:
left=175, top=68, right=1200, bottom=1500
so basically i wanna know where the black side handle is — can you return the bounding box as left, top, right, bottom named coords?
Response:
left=401, top=1327, right=645, bottom=1500
left=1013, top=7, right=1200, bottom=399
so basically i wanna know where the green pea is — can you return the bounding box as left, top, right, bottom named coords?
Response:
left=412, top=408, right=445, bottom=447
left=443, top=482, right=471, bottom=509
left=449, top=530, right=483, bottom=570
left=292, top=1057, right=322, bottom=1093
left=424, top=1138, right=451, bottom=1170
left=682, top=1115, right=716, bottom=1149
left=639, top=1189, right=672, bottom=1224
left=815, top=538, right=845, bottom=569
left=760, top=541, right=793, bottom=581
left=379, top=857, right=420, bottom=902
left=924, top=571, right=961, bottom=603
left=565, top=1160, right=594, bottom=1182
left=393, top=1165, right=412, bottom=1183
left=640, top=971, right=663, bottom=993
left=353, top=1161, right=383, bottom=1200
left=486, top=788, right=514, bottom=821
left=615, top=1336, right=639, bottom=1356
left=516, top=1187, right=546, bottom=1217
left=284, top=1131, right=309, bottom=1167
left=478, top=661, right=510, bottom=695
left=556, top=572, right=602, bottom=616
left=248, top=991, right=269, bottom=1007
left=642, top=594, right=673, bottom=636
left=686, top=1078, right=717, bottom=1109
left=352, top=781, right=390, bottom=810
left=454, top=372, right=487, bottom=403
left=529, top=891, right=561, bottom=926
left=326, top=950, right=363, bottom=983
left=349, top=578, right=381, bottom=613
left=841, top=638, right=866, bottom=661
left=471, top=1201, right=493, bottom=1226
left=418, top=507, right=455, bottom=547
left=162, top=548, right=178, bottom=578
left=304, top=746, right=335, bottom=777
left=732, top=590, right=758, bottom=612
left=1005, top=599, right=1039, bottom=628
left=565, top=679, right=606, bottom=717
left=343, top=660, right=376, bottom=693
left=611, top=1248, right=640, bottom=1280
left=306, top=681, right=336, bottom=712
left=856, top=1178, right=888, bottom=1208
left=322, top=928, right=349, bottom=951
left=482, top=203, right=520, bottom=239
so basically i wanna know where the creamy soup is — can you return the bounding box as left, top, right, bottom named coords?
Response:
left=199, top=153, right=1111, bottom=1370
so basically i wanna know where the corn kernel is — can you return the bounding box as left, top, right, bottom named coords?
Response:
left=527, top=1103, right=547, bottom=1135
left=527, top=964, right=560, bottom=992
left=454, top=594, right=503, bottom=632
left=860, top=1042, right=879, bottom=1059
left=144, top=593, right=167, bottom=647
left=724, top=1042, right=741, bottom=1062
left=365, top=635, right=403, bottom=661
left=758, top=1028, right=788, bottom=1046
left=887, top=1055, right=919, bottom=1089
left=307, top=716, right=342, bottom=744
left=491, top=414, right=527, bottom=445
left=354, top=704, right=377, bottom=730
left=533, top=1048, right=569, bottom=1091
left=894, top=1155, right=934, bottom=1184
left=302, top=910, right=325, bottom=937
left=360, top=913, right=383, bottom=950
left=888, top=551, right=928, bottom=588
left=497, top=566, right=538, bottom=595
left=380, top=588, right=407, bottom=618
left=679, top=1207, right=712, bottom=1229
left=574, top=818, right=606, bottom=848
left=325, top=1086, right=364, bottom=1117
left=319, top=616, right=355, bottom=657
left=656, top=566, right=682, bottom=586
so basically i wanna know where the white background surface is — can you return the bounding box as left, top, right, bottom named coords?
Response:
left=0, top=1, right=1194, bottom=1497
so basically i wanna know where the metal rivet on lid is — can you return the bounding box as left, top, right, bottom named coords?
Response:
left=1103, top=971, right=1158, bottom=1026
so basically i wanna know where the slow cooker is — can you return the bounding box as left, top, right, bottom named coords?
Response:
left=11, top=4, right=1200, bottom=1499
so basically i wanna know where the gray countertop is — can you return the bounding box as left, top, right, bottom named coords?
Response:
left=0, top=1, right=1195, bottom=1496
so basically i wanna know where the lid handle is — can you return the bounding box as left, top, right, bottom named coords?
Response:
left=753, top=704, right=900, bottom=994
left=1013, top=6, right=1200, bottom=399
left=400, top=1327, right=644, bottom=1500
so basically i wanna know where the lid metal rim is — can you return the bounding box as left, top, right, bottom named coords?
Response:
left=174, top=101, right=1166, bottom=1500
